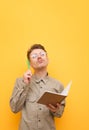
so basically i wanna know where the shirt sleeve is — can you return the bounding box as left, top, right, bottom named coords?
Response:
left=9, top=78, right=29, bottom=113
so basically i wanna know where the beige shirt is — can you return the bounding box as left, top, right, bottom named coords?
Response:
left=10, top=74, right=65, bottom=130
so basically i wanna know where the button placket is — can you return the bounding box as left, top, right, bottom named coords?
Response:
left=37, top=81, right=45, bottom=129
left=39, top=79, right=45, bottom=90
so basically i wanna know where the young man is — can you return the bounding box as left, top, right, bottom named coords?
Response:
left=10, top=44, right=65, bottom=130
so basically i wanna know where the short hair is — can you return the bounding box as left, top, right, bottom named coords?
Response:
left=27, top=44, right=47, bottom=60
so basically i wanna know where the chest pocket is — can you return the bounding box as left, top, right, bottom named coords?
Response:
left=26, top=88, right=39, bottom=103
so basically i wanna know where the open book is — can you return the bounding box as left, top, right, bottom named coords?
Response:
left=37, top=81, right=72, bottom=106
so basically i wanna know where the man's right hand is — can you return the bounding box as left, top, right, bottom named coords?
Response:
left=23, top=70, right=32, bottom=84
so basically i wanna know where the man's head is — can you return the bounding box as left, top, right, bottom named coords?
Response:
left=27, top=44, right=47, bottom=60
left=27, top=44, right=49, bottom=70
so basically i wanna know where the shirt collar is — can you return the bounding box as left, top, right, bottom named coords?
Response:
left=32, top=73, right=49, bottom=84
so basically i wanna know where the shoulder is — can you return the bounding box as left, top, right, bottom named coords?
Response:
left=14, top=77, right=27, bottom=89
left=48, top=76, right=64, bottom=89
left=15, top=77, right=23, bottom=82
left=48, top=76, right=62, bottom=84
left=14, top=77, right=26, bottom=86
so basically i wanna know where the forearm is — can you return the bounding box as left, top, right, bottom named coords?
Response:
left=10, top=78, right=29, bottom=113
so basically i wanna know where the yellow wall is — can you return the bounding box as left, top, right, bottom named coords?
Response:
left=0, top=0, right=89, bottom=130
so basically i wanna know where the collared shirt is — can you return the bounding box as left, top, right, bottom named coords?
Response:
left=10, top=74, right=65, bottom=130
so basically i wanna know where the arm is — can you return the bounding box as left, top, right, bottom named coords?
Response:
left=10, top=70, right=32, bottom=113
left=10, top=78, right=29, bottom=113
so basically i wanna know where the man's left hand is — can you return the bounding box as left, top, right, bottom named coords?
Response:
left=47, top=103, right=61, bottom=113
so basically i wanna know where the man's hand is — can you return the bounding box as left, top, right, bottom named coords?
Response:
left=23, top=70, right=32, bottom=84
left=47, top=103, right=61, bottom=113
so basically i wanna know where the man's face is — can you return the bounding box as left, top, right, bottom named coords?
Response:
left=29, top=49, right=49, bottom=70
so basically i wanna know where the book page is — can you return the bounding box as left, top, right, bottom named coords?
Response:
left=60, top=80, right=72, bottom=96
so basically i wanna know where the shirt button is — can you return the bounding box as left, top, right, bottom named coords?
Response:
left=39, top=108, right=42, bottom=110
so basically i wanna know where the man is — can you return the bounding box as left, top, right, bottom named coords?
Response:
left=10, top=44, right=65, bottom=130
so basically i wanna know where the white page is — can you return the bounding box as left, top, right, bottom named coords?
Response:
left=60, top=80, right=72, bottom=96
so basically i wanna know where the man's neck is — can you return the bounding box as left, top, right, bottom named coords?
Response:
left=34, top=68, right=48, bottom=78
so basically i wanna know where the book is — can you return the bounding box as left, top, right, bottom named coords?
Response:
left=37, top=81, right=72, bottom=106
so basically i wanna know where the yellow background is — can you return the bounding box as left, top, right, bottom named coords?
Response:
left=0, top=0, right=89, bottom=130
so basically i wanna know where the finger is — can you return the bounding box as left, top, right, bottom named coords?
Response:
left=56, top=103, right=61, bottom=108
left=27, top=75, right=31, bottom=80
left=47, top=105, right=57, bottom=112
left=26, top=71, right=32, bottom=76
left=48, top=104, right=56, bottom=109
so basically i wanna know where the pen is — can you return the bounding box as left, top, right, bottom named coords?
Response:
left=26, top=59, right=30, bottom=69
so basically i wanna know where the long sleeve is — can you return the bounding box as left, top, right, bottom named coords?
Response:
left=10, top=78, right=29, bottom=113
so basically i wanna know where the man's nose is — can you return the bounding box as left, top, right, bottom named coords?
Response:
left=37, top=54, right=43, bottom=59
left=37, top=53, right=41, bottom=57
left=37, top=54, right=42, bottom=58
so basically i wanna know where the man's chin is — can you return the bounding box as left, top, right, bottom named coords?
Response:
left=36, top=65, right=47, bottom=70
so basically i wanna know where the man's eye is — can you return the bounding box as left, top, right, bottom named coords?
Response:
left=40, top=52, right=45, bottom=56
left=31, top=54, right=37, bottom=59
